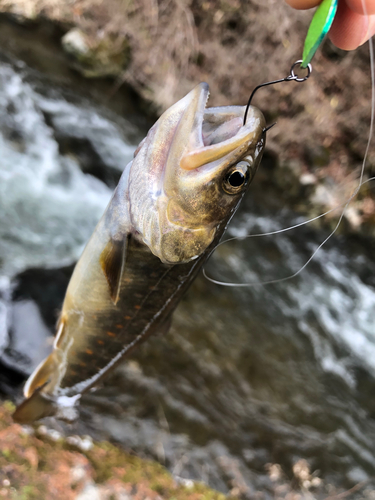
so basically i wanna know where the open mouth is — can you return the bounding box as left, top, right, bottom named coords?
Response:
left=196, top=84, right=244, bottom=147
left=202, top=108, right=244, bottom=147
left=180, top=83, right=262, bottom=171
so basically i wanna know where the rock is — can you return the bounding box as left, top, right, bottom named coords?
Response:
left=1, top=3, right=37, bottom=23
left=62, top=29, right=90, bottom=59
left=0, top=277, right=10, bottom=356
left=62, top=28, right=130, bottom=78
left=299, top=173, right=317, bottom=186
left=75, top=482, right=101, bottom=500
left=1, top=300, right=52, bottom=376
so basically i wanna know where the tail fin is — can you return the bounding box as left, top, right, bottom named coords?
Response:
left=13, top=387, right=56, bottom=424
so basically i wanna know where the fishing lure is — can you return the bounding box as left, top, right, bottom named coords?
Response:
left=302, top=0, right=338, bottom=68
left=244, top=0, right=339, bottom=122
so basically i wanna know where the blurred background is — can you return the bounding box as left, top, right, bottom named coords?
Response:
left=0, top=0, right=375, bottom=499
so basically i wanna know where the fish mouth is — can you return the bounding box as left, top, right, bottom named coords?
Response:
left=181, top=84, right=262, bottom=171
left=202, top=107, right=244, bottom=147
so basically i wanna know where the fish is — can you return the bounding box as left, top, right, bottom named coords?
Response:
left=13, top=82, right=266, bottom=424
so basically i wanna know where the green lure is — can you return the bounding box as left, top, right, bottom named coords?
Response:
left=301, top=0, right=338, bottom=68
left=243, top=0, right=339, bottom=121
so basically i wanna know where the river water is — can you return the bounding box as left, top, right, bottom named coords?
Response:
left=0, top=53, right=375, bottom=498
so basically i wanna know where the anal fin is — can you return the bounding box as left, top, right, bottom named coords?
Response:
left=100, top=236, right=128, bottom=305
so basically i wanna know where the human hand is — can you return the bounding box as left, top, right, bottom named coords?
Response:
left=285, top=0, right=375, bottom=50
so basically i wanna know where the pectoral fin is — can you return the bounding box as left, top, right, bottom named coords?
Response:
left=100, top=236, right=129, bottom=305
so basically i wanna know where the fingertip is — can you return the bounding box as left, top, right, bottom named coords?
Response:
left=359, top=16, right=375, bottom=45
left=329, top=1, right=368, bottom=50
left=345, top=0, right=375, bottom=16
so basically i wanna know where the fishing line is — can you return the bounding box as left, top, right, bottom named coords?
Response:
left=203, top=177, right=375, bottom=287
left=204, top=2, right=374, bottom=288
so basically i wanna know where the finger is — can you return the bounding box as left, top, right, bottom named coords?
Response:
left=329, top=0, right=368, bottom=49
left=345, top=0, right=375, bottom=16
left=284, top=0, right=321, bottom=9
left=360, top=15, right=375, bottom=45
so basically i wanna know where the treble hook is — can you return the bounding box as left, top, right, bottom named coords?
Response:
left=243, top=60, right=312, bottom=126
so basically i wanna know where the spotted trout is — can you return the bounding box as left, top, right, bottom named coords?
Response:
left=13, top=83, right=265, bottom=423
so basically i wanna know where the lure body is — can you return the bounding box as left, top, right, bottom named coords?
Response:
left=302, top=0, right=338, bottom=68
left=13, top=83, right=265, bottom=423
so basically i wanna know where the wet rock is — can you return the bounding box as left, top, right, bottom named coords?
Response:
left=62, top=28, right=130, bottom=78
left=62, top=29, right=90, bottom=59
left=0, top=265, right=74, bottom=391
left=11, top=266, right=73, bottom=330
left=1, top=300, right=52, bottom=376
left=0, top=277, right=10, bottom=356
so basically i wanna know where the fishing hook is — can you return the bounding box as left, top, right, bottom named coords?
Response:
left=243, top=60, right=312, bottom=126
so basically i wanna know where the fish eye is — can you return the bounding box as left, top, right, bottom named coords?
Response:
left=222, top=157, right=253, bottom=195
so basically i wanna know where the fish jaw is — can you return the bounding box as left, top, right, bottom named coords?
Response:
left=163, top=103, right=265, bottom=264
left=160, top=105, right=265, bottom=264
left=172, top=105, right=266, bottom=225
left=129, top=83, right=266, bottom=264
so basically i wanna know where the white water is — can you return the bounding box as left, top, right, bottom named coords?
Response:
left=0, top=62, right=136, bottom=277
left=225, top=210, right=375, bottom=388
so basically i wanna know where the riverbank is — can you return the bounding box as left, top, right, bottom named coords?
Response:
left=0, top=401, right=232, bottom=499
left=0, top=0, right=374, bottom=236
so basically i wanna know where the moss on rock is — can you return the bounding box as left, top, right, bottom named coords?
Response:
left=62, top=28, right=130, bottom=78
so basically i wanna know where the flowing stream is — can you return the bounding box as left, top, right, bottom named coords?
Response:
left=0, top=52, right=375, bottom=498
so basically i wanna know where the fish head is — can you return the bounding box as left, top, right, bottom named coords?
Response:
left=130, top=82, right=266, bottom=264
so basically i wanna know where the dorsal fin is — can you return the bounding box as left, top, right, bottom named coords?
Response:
left=100, top=236, right=128, bottom=305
